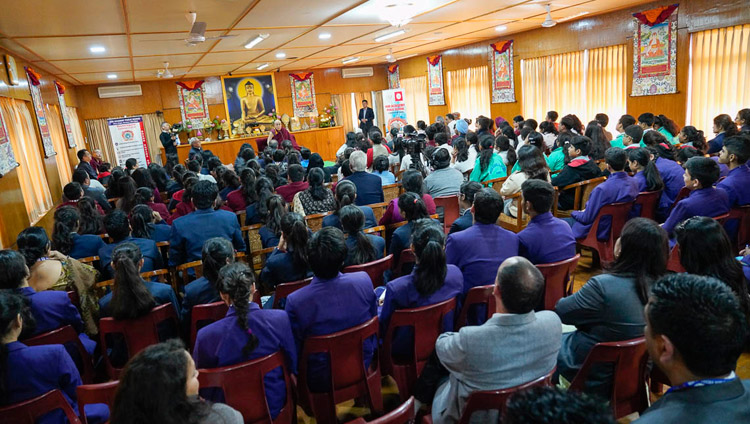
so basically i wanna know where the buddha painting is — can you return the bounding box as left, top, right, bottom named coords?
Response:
left=221, top=73, right=278, bottom=137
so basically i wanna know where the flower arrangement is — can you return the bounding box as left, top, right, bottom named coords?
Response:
left=267, top=108, right=278, bottom=122
left=324, top=103, right=337, bottom=117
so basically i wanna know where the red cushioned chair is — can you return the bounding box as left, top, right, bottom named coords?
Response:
left=23, top=325, right=95, bottom=384
left=272, top=277, right=313, bottom=309
left=669, top=186, right=691, bottom=213
left=198, top=351, right=295, bottom=424
left=343, top=254, right=394, bottom=288
left=67, top=290, right=80, bottom=310
left=421, top=368, right=555, bottom=424
left=381, top=298, right=457, bottom=402
left=568, top=337, right=649, bottom=419
left=0, top=389, right=81, bottom=424
left=434, top=195, right=460, bottom=234
left=633, top=190, right=661, bottom=220
left=345, top=397, right=415, bottom=424
left=298, top=316, right=383, bottom=424
left=454, top=285, right=495, bottom=331
left=99, top=303, right=180, bottom=379
left=393, top=249, right=416, bottom=278
left=77, top=381, right=119, bottom=424
left=727, top=205, right=750, bottom=253
left=189, top=301, right=229, bottom=349
left=666, top=244, right=685, bottom=273
left=536, top=254, right=580, bottom=310
left=576, top=201, right=634, bottom=266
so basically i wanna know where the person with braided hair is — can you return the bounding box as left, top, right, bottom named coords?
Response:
left=193, top=262, right=296, bottom=420
left=259, top=213, right=312, bottom=295
left=51, top=206, right=105, bottom=259
left=181, top=238, right=236, bottom=327
left=322, top=179, right=377, bottom=229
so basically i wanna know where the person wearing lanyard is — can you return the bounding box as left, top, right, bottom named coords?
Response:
left=636, top=273, right=750, bottom=423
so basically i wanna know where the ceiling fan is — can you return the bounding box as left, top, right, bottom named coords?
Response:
left=541, top=4, right=557, bottom=27
left=140, top=12, right=236, bottom=46
left=156, top=62, right=174, bottom=78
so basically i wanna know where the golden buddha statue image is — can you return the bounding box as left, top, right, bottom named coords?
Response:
left=237, top=79, right=274, bottom=126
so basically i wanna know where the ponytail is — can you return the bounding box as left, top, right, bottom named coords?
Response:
left=77, top=197, right=103, bottom=235
left=130, top=205, right=154, bottom=239
left=111, top=243, right=155, bottom=320
left=335, top=180, right=357, bottom=214
left=0, top=292, right=36, bottom=402
left=340, top=205, right=376, bottom=266
left=240, top=169, right=258, bottom=205
left=255, top=177, right=274, bottom=217
left=398, top=192, right=429, bottom=222
left=628, top=148, right=664, bottom=192
left=281, top=213, right=309, bottom=270
left=412, top=220, right=447, bottom=296
left=52, top=206, right=80, bottom=255
left=478, top=135, right=495, bottom=173
left=135, top=187, right=154, bottom=205
left=216, top=263, right=259, bottom=356
left=265, top=195, right=286, bottom=237
left=202, top=237, right=235, bottom=286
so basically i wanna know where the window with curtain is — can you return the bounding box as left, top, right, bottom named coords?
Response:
left=0, top=98, right=53, bottom=223
left=45, top=104, right=72, bottom=185
left=67, top=107, right=86, bottom=151
left=688, top=24, right=750, bottom=135
left=401, top=76, right=429, bottom=127
left=446, top=66, right=491, bottom=124
left=521, top=45, right=626, bottom=133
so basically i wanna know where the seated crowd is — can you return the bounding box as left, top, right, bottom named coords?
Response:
left=1, top=107, right=750, bottom=424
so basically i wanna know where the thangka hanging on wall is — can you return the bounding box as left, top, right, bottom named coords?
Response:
left=427, top=55, right=445, bottom=106
left=24, top=67, right=56, bottom=157
left=631, top=4, right=678, bottom=96
left=290, top=73, right=318, bottom=117
left=489, top=40, right=515, bottom=103
left=387, top=64, right=400, bottom=89
left=176, top=80, right=211, bottom=128
left=54, top=81, right=76, bottom=148
left=0, top=104, right=19, bottom=177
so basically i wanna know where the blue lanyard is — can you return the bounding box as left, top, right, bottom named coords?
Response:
left=666, top=374, right=736, bottom=394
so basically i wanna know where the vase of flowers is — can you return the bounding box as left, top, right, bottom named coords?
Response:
left=324, top=104, right=338, bottom=127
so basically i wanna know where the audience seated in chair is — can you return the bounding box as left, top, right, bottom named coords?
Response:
left=52, top=206, right=106, bottom=260
left=130, top=204, right=171, bottom=243
left=500, top=145, right=549, bottom=218
left=716, top=134, right=750, bottom=239
left=424, top=148, right=463, bottom=198
left=193, top=263, right=296, bottom=419
left=517, top=180, right=576, bottom=264
left=293, top=167, right=336, bottom=216
left=58, top=182, right=105, bottom=215
left=344, top=151, right=385, bottom=206
left=181, top=238, right=236, bottom=327
left=276, top=164, right=309, bottom=204
left=469, top=133, right=507, bottom=184
left=72, top=169, right=111, bottom=213
left=284, top=226, right=377, bottom=392
left=99, top=210, right=162, bottom=279
left=449, top=181, right=482, bottom=235
left=389, top=193, right=433, bottom=272
left=340, top=205, right=385, bottom=267
left=380, top=170, right=437, bottom=226
left=244, top=176, right=274, bottom=226
left=258, top=194, right=286, bottom=249
left=323, top=180, right=377, bottom=229
left=412, top=256, right=561, bottom=423
left=259, top=213, right=312, bottom=295
left=650, top=143, right=686, bottom=221
left=636, top=274, right=750, bottom=423
left=551, top=136, right=603, bottom=210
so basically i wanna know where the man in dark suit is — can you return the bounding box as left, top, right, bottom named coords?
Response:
left=636, top=274, right=750, bottom=423
left=72, top=169, right=112, bottom=212
left=98, top=210, right=162, bottom=279
left=358, top=99, right=375, bottom=134
left=76, top=149, right=98, bottom=180
left=449, top=181, right=482, bottom=234
left=160, top=122, right=179, bottom=155
left=343, top=151, right=383, bottom=206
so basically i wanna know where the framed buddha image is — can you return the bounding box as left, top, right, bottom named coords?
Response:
left=220, top=73, right=278, bottom=138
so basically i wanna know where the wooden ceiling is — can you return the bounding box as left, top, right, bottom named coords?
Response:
left=0, top=0, right=651, bottom=85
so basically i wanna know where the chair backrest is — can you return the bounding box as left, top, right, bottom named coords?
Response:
left=198, top=351, right=295, bottom=424
left=343, top=254, right=394, bottom=288
left=175, top=260, right=203, bottom=287
left=669, top=186, right=691, bottom=212
left=458, top=367, right=555, bottom=424
left=728, top=205, right=750, bottom=252
left=299, top=316, right=380, bottom=397
left=481, top=177, right=508, bottom=196
left=633, top=190, right=661, bottom=220
left=23, top=325, right=95, bottom=384
left=363, top=226, right=387, bottom=254
left=235, top=210, right=246, bottom=227
left=77, top=381, right=119, bottom=424
left=189, top=301, right=229, bottom=349
left=305, top=211, right=331, bottom=232
left=99, top=303, right=179, bottom=379
left=383, top=183, right=401, bottom=203
left=536, top=254, right=580, bottom=310
left=393, top=248, right=416, bottom=277
left=577, top=201, right=635, bottom=265
left=455, top=285, right=496, bottom=330
left=560, top=176, right=607, bottom=211
left=345, top=397, right=415, bottom=424
left=434, top=195, right=460, bottom=234
left=381, top=298, right=457, bottom=380
left=0, top=389, right=81, bottom=424
left=579, top=176, right=607, bottom=209
left=497, top=193, right=527, bottom=233
left=78, top=256, right=99, bottom=267
left=369, top=202, right=389, bottom=224
left=272, top=277, right=314, bottom=309
left=568, top=337, right=649, bottom=419
left=241, top=223, right=264, bottom=263
left=666, top=244, right=685, bottom=273
left=156, top=240, right=170, bottom=264
left=249, top=246, right=276, bottom=274
left=96, top=269, right=172, bottom=298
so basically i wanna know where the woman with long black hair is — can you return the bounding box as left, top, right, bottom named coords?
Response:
left=340, top=205, right=384, bottom=267
left=193, top=263, right=296, bottom=420
left=469, top=134, right=507, bottom=183
left=707, top=113, right=740, bottom=155
left=245, top=176, right=274, bottom=226
left=322, top=180, right=377, bottom=229
left=52, top=206, right=105, bottom=259
left=181, top=237, right=235, bottom=325
left=130, top=204, right=171, bottom=243
left=77, top=196, right=104, bottom=235
left=226, top=167, right=257, bottom=212
left=260, top=212, right=311, bottom=293
left=259, top=195, right=286, bottom=248
left=500, top=145, right=549, bottom=218
left=379, top=170, right=437, bottom=226
left=293, top=167, right=335, bottom=216
left=389, top=192, right=431, bottom=267
left=135, top=186, right=170, bottom=221
left=678, top=125, right=708, bottom=153
left=627, top=148, right=664, bottom=192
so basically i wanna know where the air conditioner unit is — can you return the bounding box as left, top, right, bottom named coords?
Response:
left=97, top=84, right=143, bottom=99
left=342, top=67, right=374, bottom=78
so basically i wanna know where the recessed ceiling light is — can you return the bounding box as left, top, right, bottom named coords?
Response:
left=342, top=57, right=360, bottom=64
left=107, top=74, right=117, bottom=79
left=495, top=25, right=507, bottom=32
left=375, top=29, right=406, bottom=42
left=257, top=63, right=269, bottom=70
left=89, top=46, right=106, bottom=53
left=244, top=33, right=269, bottom=49
left=318, top=32, right=332, bottom=40
left=275, top=52, right=286, bottom=59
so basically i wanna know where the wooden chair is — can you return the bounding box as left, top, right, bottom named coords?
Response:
left=554, top=176, right=607, bottom=218
left=298, top=316, right=383, bottom=424
left=568, top=338, right=649, bottom=419
left=633, top=190, right=661, bottom=220
left=107, top=197, right=120, bottom=209
left=363, top=226, right=387, bottom=256
left=394, top=169, right=405, bottom=182
left=576, top=201, right=635, bottom=266
left=99, top=303, right=180, bottom=379
left=343, top=254, right=394, bottom=288
left=383, top=183, right=401, bottom=203
left=77, top=381, right=119, bottom=424
left=369, top=202, right=390, bottom=224
left=595, top=158, right=608, bottom=171
left=156, top=241, right=170, bottom=266
left=78, top=256, right=99, bottom=268
left=174, top=260, right=203, bottom=288
left=250, top=246, right=276, bottom=276
left=235, top=210, right=246, bottom=227
left=480, top=177, right=507, bottom=196
left=455, top=285, right=496, bottom=330
left=272, top=277, right=314, bottom=309
left=536, top=254, right=580, bottom=310
left=0, top=389, right=81, bottom=424
left=95, top=269, right=172, bottom=299
left=381, top=298, right=457, bottom=401
left=497, top=193, right=527, bottom=233
left=198, top=352, right=296, bottom=424
left=434, top=195, right=460, bottom=234
left=242, top=223, right=264, bottom=267
left=23, top=325, right=95, bottom=384
left=189, top=301, right=229, bottom=349
left=462, top=169, right=474, bottom=180
left=345, top=397, right=415, bottom=424
left=305, top=211, right=331, bottom=232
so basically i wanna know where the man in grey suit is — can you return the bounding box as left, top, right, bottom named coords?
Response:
left=636, top=273, right=750, bottom=423
left=423, top=256, right=562, bottom=423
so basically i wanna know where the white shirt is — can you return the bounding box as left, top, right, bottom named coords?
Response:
left=451, top=145, right=477, bottom=174
left=400, top=153, right=431, bottom=175
left=89, top=179, right=105, bottom=191
left=198, top=174, right=217, bottom=183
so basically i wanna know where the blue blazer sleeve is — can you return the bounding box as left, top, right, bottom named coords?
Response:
left=55, top=345, right=83, bottom=403
left=168, top=223, right=185, bottom=266
left=571, top=185, right=604, bottom=224
left=283, top=294, right=305, bottom=357
left=276, top=313, right=299, bottom=375
left=555, top=277, right=606, bottom=325
left=231, top=220, right=247, bottom=252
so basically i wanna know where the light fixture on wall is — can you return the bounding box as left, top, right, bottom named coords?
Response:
left=257, top=63, right=269, bottom=70
left=375, top=29, right=406, bottom=42
left=342, top=57, right=360, bottom=64
left=244, top=33, right=269, bottom=49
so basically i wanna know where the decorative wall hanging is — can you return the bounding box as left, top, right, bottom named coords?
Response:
left=0, top=105, right=19, bottom=177
left=289, top=72, right=318, bottom=117
left=387, top=64, right=400, bottom=89
left=220, top=73, right=278, bottom=138
left=4, top=54, right=19, bottom=85
left=176, top=80, right=211, bottom=129
left=631, top=4, right=678, bottom=96
left=427, top=55, right=445, bottom=106
left=54, top=81, right=76, bottom=148
left=24, top=67, right=56, bottom=157
left=489, top=40, right=516, bottom=103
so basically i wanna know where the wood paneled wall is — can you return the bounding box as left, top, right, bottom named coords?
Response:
left=0, top=49, right=80, bottom=247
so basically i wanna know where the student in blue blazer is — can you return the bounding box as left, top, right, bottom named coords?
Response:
left=322, top=180, right=378, bottom=229
left=340, top=205, right=385, bottom=267
left=181, top=237, right=236, bottom=327
left=98, top=210, right=162, bottom=279
left=130, top=204, right=171, bottom=243
left=259, top=213, right=312, bottom=295
left=51, top=206, right=105, bottom=260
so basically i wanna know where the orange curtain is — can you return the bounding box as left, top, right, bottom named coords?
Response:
left=689, top=24, right=750, bottom=135
left=446, top=66, right=491, bottom=126
left=0, top=97, right=53, bottom=224
left=522, top=51, right=586, bottom=123
left=84, top=118, right=117, bottom=165
left=401, top=76, right=429, bottom=127
left=587, top=45, right=627, bottom=134
left=332, top=94, right=354, bottom=134
left=45, top=104, right=73, bottom=184
left=67, top=107, right=86, bottom=151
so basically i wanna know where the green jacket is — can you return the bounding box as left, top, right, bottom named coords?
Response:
left=469, top=153, right=507, bottom=184
left=546, top=147, right=566, bottom=173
